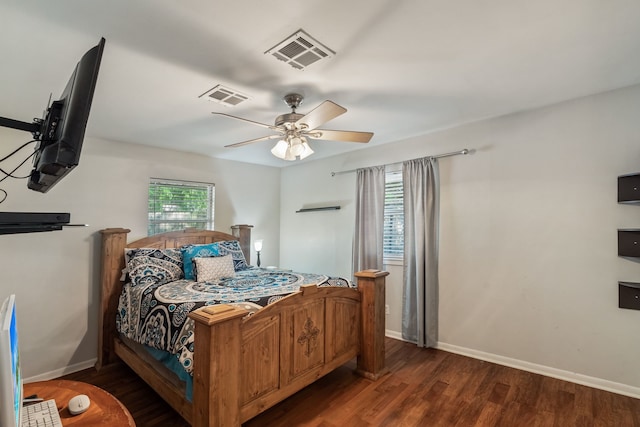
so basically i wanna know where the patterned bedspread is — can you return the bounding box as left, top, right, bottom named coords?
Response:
left=116, top=267, right=352, bottom=375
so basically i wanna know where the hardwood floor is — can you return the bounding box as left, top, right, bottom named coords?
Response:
left=60, top=338, right=640, bottom=426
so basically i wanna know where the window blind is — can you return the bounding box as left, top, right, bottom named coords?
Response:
left=148, top=178, right=215, bottom=235
left=383, top=170, right=403, bottom=259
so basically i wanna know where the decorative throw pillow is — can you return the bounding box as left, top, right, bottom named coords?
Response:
left=194, top=255, right=236, bottom=282
left=180, top=243, right=220, bottom=280
left=217, top=240, right=249, bottom=271
left=125, top=248, right=183, bottom=286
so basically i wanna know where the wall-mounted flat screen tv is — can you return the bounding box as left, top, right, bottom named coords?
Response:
left=0, top=37, right=105, bottom=193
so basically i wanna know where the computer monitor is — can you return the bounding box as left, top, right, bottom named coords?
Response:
left=0, top=295, right=22, bottom=427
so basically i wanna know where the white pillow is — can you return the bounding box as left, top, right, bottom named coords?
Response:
left=194, top=255, right=236, bottom=282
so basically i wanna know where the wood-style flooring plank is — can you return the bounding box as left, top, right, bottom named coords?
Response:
left=59, top=338, right=640, bottom=426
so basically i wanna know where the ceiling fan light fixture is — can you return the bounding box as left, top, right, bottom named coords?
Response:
left=289, top=137, right=305, bottom=156
left=220, top=93, right=372, bottom=160
left=299, top=141, right=314, bottom=159
left=284, top=147, right=296, bottom=161
left=271, top=139, right=289, bottom=159
left=271, top=135, right=314, bottom=161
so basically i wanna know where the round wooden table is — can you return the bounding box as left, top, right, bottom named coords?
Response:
left=24, top=379, right=135, bottom=426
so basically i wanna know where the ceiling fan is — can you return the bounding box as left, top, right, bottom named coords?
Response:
left=213, top=93, right=373, bottom=161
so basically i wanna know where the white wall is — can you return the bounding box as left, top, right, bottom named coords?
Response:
left=279, top=83, right=640, bottom=396
left=0, top=134, right=280, bottom=379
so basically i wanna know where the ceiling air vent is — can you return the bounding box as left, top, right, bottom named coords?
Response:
left=265, top=29, right=335, bottom=70
left=199, top=85, right=250, bottom=107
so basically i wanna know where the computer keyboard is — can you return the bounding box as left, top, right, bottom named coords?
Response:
left=22, top=399, right=63, bottom=427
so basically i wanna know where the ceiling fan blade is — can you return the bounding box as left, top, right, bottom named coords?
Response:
left=224, top=134, right=282, bottom=148
left=308, top=129, right=373, bottom=143
left=212, top=112, right=276, bottom=130
left=295, top=100, right=347, bottom=130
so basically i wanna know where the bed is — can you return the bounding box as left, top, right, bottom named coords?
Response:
left=97, top=225, right=388, bottom=427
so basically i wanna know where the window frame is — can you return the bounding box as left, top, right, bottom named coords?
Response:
left=383, top=168, right=404, bottom=264
left=148, top=178, right=215, bottom=236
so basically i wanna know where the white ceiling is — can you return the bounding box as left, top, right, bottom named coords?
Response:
left=2, top=0, right=640, bottom=167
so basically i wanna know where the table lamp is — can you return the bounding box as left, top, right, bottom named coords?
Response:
left=254, top=239, right=263, bottom=267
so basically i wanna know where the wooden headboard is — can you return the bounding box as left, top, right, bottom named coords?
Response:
left=97, top=225, right=252, bottom=368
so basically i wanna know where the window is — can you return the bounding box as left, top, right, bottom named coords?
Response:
left=383, top=170, right=403, bottom=260
left=148, top=178, right=215, bottom=235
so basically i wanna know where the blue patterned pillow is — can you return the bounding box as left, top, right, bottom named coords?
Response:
left=217, top=240, right=249, bottom=271
left=125, top=248, right=183, bottom=286
left=180, top=243, right=220, bottom=280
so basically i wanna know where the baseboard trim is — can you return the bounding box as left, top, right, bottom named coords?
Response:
left=385, top=330, right=403, bottom=341
left=24, top=358, right=97, bottom=383
left=435, top=342, right=640, bottom=399
left=384, top=332, right=640, bottom=399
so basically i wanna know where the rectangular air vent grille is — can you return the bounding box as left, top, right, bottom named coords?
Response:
left=199, top=85, right=250, bottom=107
left=265, top=29, right=335, bottom=71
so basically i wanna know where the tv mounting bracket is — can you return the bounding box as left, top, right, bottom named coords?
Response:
left=0, top=116, right=43, bottom=140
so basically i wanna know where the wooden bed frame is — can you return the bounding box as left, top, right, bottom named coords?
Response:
left=97, top=225, right=388, bottom=427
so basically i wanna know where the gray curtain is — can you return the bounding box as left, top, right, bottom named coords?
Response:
left=402, top=157, right=440, bottom=347
left=352, top=166, right=385, bottom=277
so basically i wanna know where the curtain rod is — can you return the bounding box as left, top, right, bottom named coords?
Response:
left=330, top=148, right=470, bottom=177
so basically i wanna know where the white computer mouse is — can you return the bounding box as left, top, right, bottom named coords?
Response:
left=68, top=394, right=91, bottom=415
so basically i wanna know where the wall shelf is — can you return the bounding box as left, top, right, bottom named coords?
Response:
left=619, top=282, right=640, bottom=310
left=618, top=229, right=640, bottom=257
left=296, top=206, right=340, bottom=213
left=618, top=173, right=640, bottom=311
left=618, top=173, right=640, bottom=204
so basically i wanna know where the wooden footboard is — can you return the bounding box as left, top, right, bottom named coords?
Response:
left=98, top=227, right=388, bottom=426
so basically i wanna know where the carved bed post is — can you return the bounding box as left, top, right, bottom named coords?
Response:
left=97, top=228, right=131, bottom=369
left=231, top=224, right=253, bottom=265
left=355, top=269, right=389, bottom=380
left=189, top=306, right=249, bottom=427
